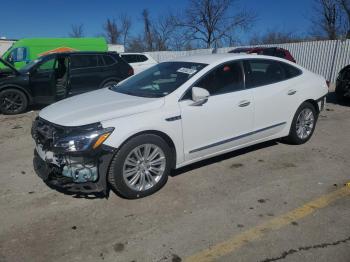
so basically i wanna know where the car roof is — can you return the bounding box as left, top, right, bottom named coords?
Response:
left=120, top=52, right=148, bottom=55
left=39, top=51, right=117, bottom=59
left=170, top=53, right=284, bottom=64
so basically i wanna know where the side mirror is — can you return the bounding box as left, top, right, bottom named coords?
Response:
left=7, top=56, right=14, bottom=64
left=191, top=87, right=209, bottom=106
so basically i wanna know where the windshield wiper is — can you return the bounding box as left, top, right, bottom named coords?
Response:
left=113, top=88, right=163, bottom=98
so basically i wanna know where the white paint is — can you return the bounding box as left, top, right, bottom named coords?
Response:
left=120, top=53, right=157, bottom=74
left=39, top=54, right=328, bottom=169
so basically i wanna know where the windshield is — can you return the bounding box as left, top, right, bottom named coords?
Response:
left=19, top=59, right=42, bottom=73
left=111, top=62, right=207, bottom=98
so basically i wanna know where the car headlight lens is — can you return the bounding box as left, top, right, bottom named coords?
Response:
left=53, top=127, right=114, bottom=152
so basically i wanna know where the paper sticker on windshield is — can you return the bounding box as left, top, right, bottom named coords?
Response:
left=177, top=67, right=197, bottom=75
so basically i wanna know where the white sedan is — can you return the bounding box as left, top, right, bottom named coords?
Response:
left=120, top=53, right=157, bottom=74
left=32, top=54, right=328, bottom=198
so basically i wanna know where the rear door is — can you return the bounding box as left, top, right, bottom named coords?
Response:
left=68, top=54, right=102, bottom=95
left=99, top=54, right=122, bottom=83
left=244, top=59, right=302, bottom=140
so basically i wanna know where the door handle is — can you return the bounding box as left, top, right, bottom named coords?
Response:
left=288, top=89, right=297, bottom=96
left=238, top=100, right=251, bottom=107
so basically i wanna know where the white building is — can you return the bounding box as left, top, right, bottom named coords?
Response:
left=0, top=38, right=16, bottom=56
left=108, top=44, right=125, bottom=53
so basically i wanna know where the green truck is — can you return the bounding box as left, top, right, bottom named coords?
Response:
left=2, top=37, right=107, bottom=69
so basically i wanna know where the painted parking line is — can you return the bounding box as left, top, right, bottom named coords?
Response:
left=185, top=186, right=350, bottom=262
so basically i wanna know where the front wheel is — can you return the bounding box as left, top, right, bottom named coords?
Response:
left=108, top=134, right=172, bottom=199
left=286, top=102, right=318, bottom=145
left=0, top=88, right=28, bottom=115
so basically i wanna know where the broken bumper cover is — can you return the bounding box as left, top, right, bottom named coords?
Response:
left=31, top=117, right=116, bottom=195
left=33, top=145, right=115, bottom=195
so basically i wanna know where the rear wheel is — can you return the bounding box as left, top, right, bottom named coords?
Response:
left=286, top=102, right=317, bottom=145
left=102, top=80, right=119, bottom=88
left=335, top=85, right=347, bottom=101
left=108, top=134, right=172, bottom=199
left=0, top=89, right=28, bottom=115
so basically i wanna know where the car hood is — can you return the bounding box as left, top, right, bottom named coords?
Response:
left=39, top=88, right=164, bottom=126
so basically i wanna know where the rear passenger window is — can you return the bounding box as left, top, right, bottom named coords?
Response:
left=281, top=62, right=302, bottom=79
left=102, top=55, right=116, bottom=65
left=196, top=62, right=244, bottom=96
left=244, top=59, right=287, bottom=88
left=121, top=55, right=139, bottom=63
left=138, top=55, right=148, bottom=62
left=275, top=50, right=286, bottom=58
left=261, top=48, right=275, bottom=56
left=71, top=55, right=99, bottom=69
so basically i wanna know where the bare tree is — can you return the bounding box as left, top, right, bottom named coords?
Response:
left=142, top=9, right=154, bottom=50
left=119, top=13, right=132, bottom=47
left=311, top=0, right=344, bottom=40
left=128, top=35, right=147, bottom=52
left=152, top=15, right=177, bottom=51
left=337, top=0, right=350, bottom=37
left=173, top=0, right=256, bottom=48
left=103, top=18, right=120, bottom=44
left=249, top=30, right=303, bottom=45
left=69, top=24, right=84, bottom=38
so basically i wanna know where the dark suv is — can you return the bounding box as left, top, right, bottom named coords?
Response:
left=229, top=47, right=296, bottom=63
left=335, top=65, right=350, bottom=100
left=0, top=52, right=133, bottom=114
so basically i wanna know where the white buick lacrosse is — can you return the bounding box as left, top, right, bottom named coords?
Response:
left=32, top=54, right=328, bottom=198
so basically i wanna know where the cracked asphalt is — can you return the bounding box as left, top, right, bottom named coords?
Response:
left=0, top=90, right=349, bottom=262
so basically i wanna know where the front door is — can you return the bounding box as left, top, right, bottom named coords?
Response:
left=30, top=57, right=57, bottom=104
left=179, top=61, right=254, bottom=162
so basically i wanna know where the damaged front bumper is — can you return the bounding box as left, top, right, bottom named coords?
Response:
left=33, top=145, right=115, bottom=195
left=32, top=117, right=116, bottom=196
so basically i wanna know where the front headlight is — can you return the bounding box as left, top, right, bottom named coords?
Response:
left=53, top=127, right=114, bottom=153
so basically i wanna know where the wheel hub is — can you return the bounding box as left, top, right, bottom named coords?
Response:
left=296, top=108, right=315, bottom=140
left=123, top=144, right=166, bottom=192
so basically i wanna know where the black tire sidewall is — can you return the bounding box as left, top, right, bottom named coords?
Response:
left=0, top=89, right=28, bottom=115
left=288, top=102, right=317, bottom=145
left=109, top=134, right=172, bottom=199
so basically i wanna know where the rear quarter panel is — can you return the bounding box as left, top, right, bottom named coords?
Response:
left=298, top=70, right=328, bottom=104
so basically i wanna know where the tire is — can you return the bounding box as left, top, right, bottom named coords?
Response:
left=335, top=85, right=347, bottom=101
left=102, top=80, right=119, bottom=88
left=108, top=134, right=172, bottom=199
left=0, top=88, right=28, bottom=115
left=286, top=102, right=318, bottom=145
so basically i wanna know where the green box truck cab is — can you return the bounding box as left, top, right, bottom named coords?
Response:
left=2, top=37, right=107, bottom=69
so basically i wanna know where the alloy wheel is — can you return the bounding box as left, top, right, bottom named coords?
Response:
left=123, top=144, right=166, bottom=191
left=0, top=91, right=24, bottom=113
left=296, top=108, right=315, bottom=140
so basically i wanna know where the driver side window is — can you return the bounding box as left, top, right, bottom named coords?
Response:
left=8, top=47, right=28, bottom=62
left=196, top=61, right=245, bottom=96
left=37, top=58, right=56, bottom=73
